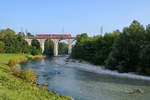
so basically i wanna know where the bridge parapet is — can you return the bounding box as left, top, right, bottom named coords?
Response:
left=25, top=36, right=76, bottom=39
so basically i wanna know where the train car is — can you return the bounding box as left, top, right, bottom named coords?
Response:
left=36, top=34, right=71, bottom=37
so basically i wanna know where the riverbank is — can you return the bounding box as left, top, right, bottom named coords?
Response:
left=0, top=54, right=73, bottom=100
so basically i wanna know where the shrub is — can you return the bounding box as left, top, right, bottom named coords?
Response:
left=8, top=59, right=17, bottom=71
left=0, top=41, right=5, bottom=53
left=21, top=69, right=37, bottom=84
left=12, top=64, right=21, bottom=76
left=42, top=82, right=48, bottom=88
left=31, top=46, right=42, bottom=55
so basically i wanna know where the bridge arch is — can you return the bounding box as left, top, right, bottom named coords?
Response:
left=25, top=34, right=76, bottom=56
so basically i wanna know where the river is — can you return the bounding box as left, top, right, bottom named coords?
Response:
left=21, top=56, right=150, bottom=100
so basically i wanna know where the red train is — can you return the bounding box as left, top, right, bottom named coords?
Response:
left=36, top=34, right=71, bottom=37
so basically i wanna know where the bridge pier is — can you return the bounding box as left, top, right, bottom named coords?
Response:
left=51, top=39, right=59, bottom=56
left=25, top=39, right=32, bottom=46
left=67, top=39, right=75, bottom=54
left=37, top=39, right=46, bottom=53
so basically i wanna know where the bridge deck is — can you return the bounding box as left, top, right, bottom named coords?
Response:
left=25, top=36, right=76, bottom=39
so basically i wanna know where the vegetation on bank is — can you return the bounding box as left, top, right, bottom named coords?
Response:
left=0, top=28, right=42, bottom=55
left=0, top=54, right=73, bottom=100
left=72, top=30, right=120, bottom=65
left=72, top=20, right=150, bottom=76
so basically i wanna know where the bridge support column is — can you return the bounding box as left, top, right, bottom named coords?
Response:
left=25, top=39, right=32, bottom=46
left=67, top=39, right=75, bottom=54
left=37, top=39, right=46, bottom=53
left=52, top=39, right=59, bottom=56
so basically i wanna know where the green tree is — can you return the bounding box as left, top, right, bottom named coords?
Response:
left=31, top=39, right=42, bottom=55
left=0, top=28, right=32, bottom=54
left=30, top=46, right=41, bottom=55
left=44, top=40, right=54, bottom=56
left=31, top=40, right=41, bottom=50
left=92, top=30, right=120, bottom=65
left=105, top=20, right=146, bottom=72
left=4, top=34, right=18, bottom=53
left=72, top=32, right=119, bottom=65
left=0, top=41, right=5, bottom=53
left=26, top=32, right=34, bottom=37
left=16, top=33, right=30, bottom=53
left=58, top=42, right=68, bottom=55
left=18, top=32, right=25, bottom=37
left=138, top=44, right=150, bottom=75
left=71, top=33, right=89, bottom=59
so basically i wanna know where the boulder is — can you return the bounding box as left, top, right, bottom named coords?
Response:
left=135, top=88, right=145, bottom=94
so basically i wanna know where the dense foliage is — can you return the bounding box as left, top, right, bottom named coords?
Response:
left=105, top=20, right=150, bottom=75
left=72, top=31, right=120, bottom=65
left=72, top=20, right=150, bottom=76
left=58, top=42, right=68, bottom=55
left=44, top=40, right=54, bottom=56
left=0, top=28, right=30, bottom=53
left=31, top=40, right=42, bottom=55
left=0, top=41, right=5, bottom=53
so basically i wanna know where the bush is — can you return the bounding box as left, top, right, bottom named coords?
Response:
left=8, top=59, right=17, bottom=71
left=12, top=64, right=21, bottom=76
left=21, top=69, right=37, bottom=84
left=0, top=41, right=5, bottom=53
left=42, top=82, right=48, bottom=88
left=8, top=59, right=21, bottom=76
left=31, top=46, right=42, bottom=55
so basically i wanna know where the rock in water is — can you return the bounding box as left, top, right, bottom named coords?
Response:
left=124, top=88, right=134, bottom=94
left=72, top=60, right=76, bottom=62
left=66, top=57, right=70, bottom=62
left=135, top=88, right=145, bottom=94
left=79, top=60, right=82, bottom=63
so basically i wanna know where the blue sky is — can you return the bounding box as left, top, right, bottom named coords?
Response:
left=0, top=0, right=150, bottom=36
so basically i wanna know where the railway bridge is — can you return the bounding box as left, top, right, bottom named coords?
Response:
left=25, top=34, right=76, bottom=56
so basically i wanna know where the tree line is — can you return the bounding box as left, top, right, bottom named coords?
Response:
left=71, top=20, right=150, bottom=76
left=0, top=28, right=68, bottom=56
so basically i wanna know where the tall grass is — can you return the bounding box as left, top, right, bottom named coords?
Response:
left=8, top=58, right=37, bottom=85
left=8, top=59, right=17, bottom=71
left=21, top=69, right=37, bottom=85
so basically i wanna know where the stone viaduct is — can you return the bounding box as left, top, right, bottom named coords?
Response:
left=25, top=35, right=76, bottom=56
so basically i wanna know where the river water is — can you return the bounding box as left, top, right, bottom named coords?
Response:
left=21, top=56, right=150, bottom=100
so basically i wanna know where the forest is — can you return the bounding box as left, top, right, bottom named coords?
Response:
left=71, top=20, right=150, bottom=76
